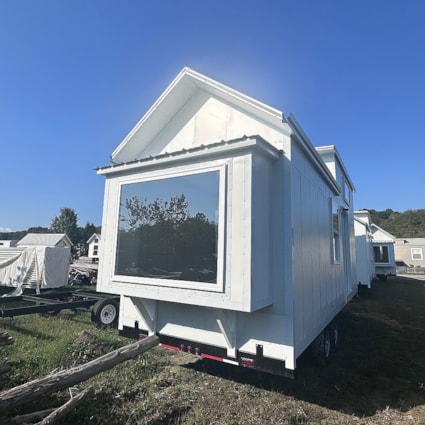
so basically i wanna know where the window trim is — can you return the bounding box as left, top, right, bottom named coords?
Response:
left=373, top=245, right=390, bottom=264
left=331, top=199, right=341, bottom=264
left=111, top=162, right=227, bottom=293
left=411, top=247, right=423, bottom=261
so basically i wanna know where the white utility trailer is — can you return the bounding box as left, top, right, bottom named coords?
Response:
left=96, top=68, right=357, bottom=376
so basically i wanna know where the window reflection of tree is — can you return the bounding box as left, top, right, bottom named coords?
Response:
left=116, top=193, right=217, bottom=283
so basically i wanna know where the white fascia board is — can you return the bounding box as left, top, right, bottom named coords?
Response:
left=184, top=68, right=285, bottom=123
left=111, top=69, right=197, bottom=161
left=371, top=224, right=396, bottom=240
left=287, top=114, right=340, bottom=195
left=97, top=136, right=281, bottom=177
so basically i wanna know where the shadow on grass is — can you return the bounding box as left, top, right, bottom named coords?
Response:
left=1, top=321, right=55, bottom=341
left=185, top=278, right=425, bottom=417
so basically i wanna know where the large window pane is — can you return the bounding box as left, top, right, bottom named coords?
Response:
left=116, top=171, right=219, bottom=283
left=374, top=246, right=389, bottom=263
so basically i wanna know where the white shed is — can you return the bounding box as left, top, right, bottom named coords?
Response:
left=354, top=210, right=375, bottom=287
left=96, top=68, right=357, bottom=375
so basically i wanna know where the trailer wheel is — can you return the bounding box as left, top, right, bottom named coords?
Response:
left=91, top=299, right=119, bottom=328
left=330, top=319, right=339, bottom=351
left=311, top=327, right=332, bottom=367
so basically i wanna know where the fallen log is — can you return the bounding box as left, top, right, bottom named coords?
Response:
left=0, top=334, right=159, bottom=414
left=0, top=408, right=55, bottom=425
left=38, top=386, right=93, bottom=425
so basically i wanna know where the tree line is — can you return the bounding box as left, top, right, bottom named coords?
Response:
left=0, top=208, right=101, bottom=249
left=368, top=209, right=425, bottom=238
left=2, top=207, right=424, bottom=248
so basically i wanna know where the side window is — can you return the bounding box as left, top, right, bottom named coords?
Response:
left=344, top=180, right=350, bottom=206
left=374, top=246, right=389, bottom=263
left=411, top=248, right=423, bottom=261
left=331, top=201, right=340, bottom=264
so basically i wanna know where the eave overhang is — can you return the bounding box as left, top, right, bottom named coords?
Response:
left=97, top=135, right=282, bottom=177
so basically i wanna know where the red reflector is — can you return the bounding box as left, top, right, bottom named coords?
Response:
left=138, top=334, right=146, bottom=340
left=161, top=343, right=181, bottom=352
left=201, top=353, right=224, bottom=362
left=240, top=357, right=255, bottom=368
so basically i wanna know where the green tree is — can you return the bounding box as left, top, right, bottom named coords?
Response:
left=50, top=207, right=80, bottom=244
left=80, top=222, right=98, bottom=243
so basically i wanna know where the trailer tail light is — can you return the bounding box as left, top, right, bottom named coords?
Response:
left=240, top=357, right=255, bottom=368
left=160, top=343, right=181, bottom=352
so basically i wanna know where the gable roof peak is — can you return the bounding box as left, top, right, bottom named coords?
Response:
left=110, top=67, right=287, bottom=164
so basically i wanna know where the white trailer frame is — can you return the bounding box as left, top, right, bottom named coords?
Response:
left=96, top=68, right=357, bottom=375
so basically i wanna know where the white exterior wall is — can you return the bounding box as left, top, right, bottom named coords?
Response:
left=354, top=218, right=375, bottom=287
left=98, top=136, right=355, bottom=370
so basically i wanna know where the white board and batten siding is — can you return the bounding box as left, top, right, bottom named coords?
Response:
left=96, top=68, right=357, bottom=373
left=354, top=210, right=375, bottom=288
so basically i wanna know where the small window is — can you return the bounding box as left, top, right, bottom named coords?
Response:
left=411, top=248, right=423, bottom=261
left=93, top=249, right=98, bottom=256
left=374, top=246, right=389, bottom=263
left=331, top=201, right=340, bottom=263
left=344, top=180, right=350, bottom=205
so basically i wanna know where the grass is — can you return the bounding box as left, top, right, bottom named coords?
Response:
left=1, top=276, right=425, bottom=424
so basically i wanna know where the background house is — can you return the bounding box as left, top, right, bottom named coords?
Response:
left=394, top=238, right=425, bottom=269
left=87, top=233, right=101, bottom=262
left=370, top=224, right=397, bottom=279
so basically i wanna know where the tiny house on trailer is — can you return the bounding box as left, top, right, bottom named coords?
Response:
left=370, top=224, right=397, bottom=279
left=96, top=68, right=357, bottom=376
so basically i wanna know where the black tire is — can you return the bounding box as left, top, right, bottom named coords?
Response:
left=330, top=319, right=339, bottom=351
left=311, top=327, right=331, bottom=367
left=91, top=298, right=119, bottom=328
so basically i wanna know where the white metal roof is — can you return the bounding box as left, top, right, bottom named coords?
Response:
left=17, top=233, right=73, bottom=247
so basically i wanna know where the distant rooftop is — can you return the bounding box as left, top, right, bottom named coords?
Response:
left=17, top=233, right=73, bottom=247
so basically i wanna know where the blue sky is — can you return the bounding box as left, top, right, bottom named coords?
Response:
left=1, top=0, right=424, bottom=231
